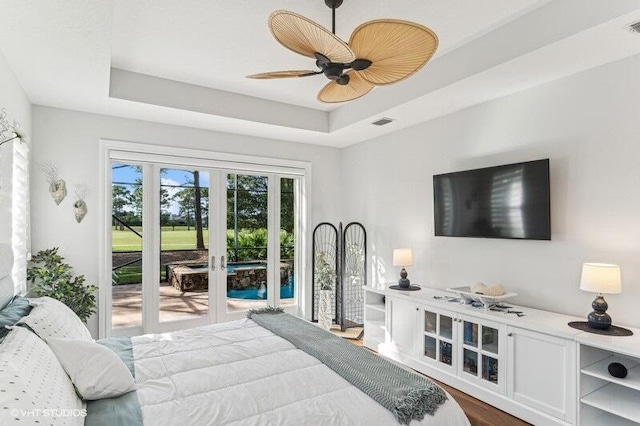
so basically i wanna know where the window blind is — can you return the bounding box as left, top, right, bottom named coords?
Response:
left=11, top=140, right=29, bottom=294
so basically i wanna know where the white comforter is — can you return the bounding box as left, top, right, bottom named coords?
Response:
left=131, top=319, right=470, bottom=426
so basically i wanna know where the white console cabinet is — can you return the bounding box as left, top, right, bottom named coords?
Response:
left=419, top=305, right=507, bottom=394
left=363, top=287, right=387, bottom=351
left=364, top=285, right=586, bottom=426
left=577, top=332, right=640, bottom=425
left=387, top=296, right=418, bottom=356
left=506, top=326, right=576, bottom=424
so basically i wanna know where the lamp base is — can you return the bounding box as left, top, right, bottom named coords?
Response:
left=398, top=267, right=410, bottom=288
left=398, top=278, right=411, bottom=289
left=587, top=295, right=612, bottom=330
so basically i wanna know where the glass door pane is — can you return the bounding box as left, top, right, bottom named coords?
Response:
left=280, top=177, right=295, bottom=307
left=226, top=173, right=269, bottom=314
left=111, top=162, right=144, bottom=330
left=159, top=168, right=210, bottom=323
left=482, top=355, right=499, bottom=384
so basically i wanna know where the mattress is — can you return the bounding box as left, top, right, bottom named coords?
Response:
left=130, top=318, right=470, bottom=425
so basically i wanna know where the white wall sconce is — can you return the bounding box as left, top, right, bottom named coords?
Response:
left=73, top=184, right=88, bottom=223
left=39, top=162, right=67, bottom=205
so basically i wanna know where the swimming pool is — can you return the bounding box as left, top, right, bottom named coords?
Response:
left=226, top=261, right=294, bottom=300
left=226, top=284, right=294, bottom=300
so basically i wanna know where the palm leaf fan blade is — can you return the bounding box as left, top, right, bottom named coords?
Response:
left=317, top=71, right=374, bottom=103
left=269, top=10, right=355, bottom=63
left=247, top=70, right=320, bottom=79
left=349, top=19, right=438, bottom=85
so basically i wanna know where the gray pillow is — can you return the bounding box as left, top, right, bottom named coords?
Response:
left=0, top=296, right=32, bottom=340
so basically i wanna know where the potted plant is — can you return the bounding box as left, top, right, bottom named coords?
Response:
left=26, top=247, right=97, bottom=323
left=315, top=252, right=336, bottom=330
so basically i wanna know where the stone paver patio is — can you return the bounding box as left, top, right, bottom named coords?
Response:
left=112, top=283, right=293, bottom=328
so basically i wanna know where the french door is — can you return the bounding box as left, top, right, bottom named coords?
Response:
left=100, top=141, right=307, bottom=338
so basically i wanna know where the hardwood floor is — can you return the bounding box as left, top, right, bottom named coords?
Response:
left=348, top=338, right=530, bottom=426
left=429, top=378, right=530, bottom=426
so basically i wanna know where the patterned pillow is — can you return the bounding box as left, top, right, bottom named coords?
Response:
left=0, top=296, right=32, bottom=340
left=19, top=297, right=93, bottom=342
left=0, top=327, right=85, bottom=425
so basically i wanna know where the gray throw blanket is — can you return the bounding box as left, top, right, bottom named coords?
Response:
left=248, top=308, right=447, bottom=425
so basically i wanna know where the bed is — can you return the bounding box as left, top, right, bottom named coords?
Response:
left=0, top=292, right=470, bottom=425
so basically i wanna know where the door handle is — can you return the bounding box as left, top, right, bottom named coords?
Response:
left=220, top=255, right=226, bottom=271
left=211, top=256, right=215, bottom=271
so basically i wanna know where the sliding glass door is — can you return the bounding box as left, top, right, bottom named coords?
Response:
left=159, top=167, right=211, bottom=325
left=102, top=143, right=307, bottom=337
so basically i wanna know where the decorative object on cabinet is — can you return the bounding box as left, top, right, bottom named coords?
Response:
left=608, top=362, right=628, bottom=379
left=446, top=286, right=517, bottom=309
left=389, top=284, right=421, bottom=291
left=579, top=263, right=621, bottom=330
left=72, top=184, right=88, bottom=223
left=392, top=248, right=413, bottom=288
left=311, top=222, right=367, bottom=331
left=39, top=161, right=67, bottom=205
left=568, top=320, right=633, bottom=336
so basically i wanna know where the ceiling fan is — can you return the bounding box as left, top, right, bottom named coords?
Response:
left=247, top=0, right=439, bottom=103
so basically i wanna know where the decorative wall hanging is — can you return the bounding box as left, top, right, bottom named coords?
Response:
left=0, top=108, right=26, bottom=192
left=312, top=222, right=367, bottom=331
left=0, top=108, right=24, bottom=147
left=73, top=184, right=88, bottom=223
left=39, top=162, right=67, bottom=205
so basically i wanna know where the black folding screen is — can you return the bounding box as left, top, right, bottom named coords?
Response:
left=312, top=222, right=367, bottom=331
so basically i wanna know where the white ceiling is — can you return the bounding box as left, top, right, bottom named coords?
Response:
left=1, top=0, right=640, bottom=147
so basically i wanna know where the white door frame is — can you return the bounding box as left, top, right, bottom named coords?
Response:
left=99, top=140, right=310, bottom=338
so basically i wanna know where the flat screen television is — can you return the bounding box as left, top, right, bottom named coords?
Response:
left=433, top=159, right=550, bottom=240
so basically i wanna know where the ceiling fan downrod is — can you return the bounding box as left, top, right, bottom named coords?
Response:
left=324, top=0, right=343, bottom=34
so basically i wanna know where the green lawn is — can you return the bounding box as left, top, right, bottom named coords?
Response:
left=112, top=227, right=209, bottom=251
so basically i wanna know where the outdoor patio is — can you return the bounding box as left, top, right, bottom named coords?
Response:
left=112, top=282, right=293, bottom=328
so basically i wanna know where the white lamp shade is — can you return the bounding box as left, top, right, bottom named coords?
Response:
left=393, top=248, right=413, bottom=267
left=579, top=263, right=622, bottom=294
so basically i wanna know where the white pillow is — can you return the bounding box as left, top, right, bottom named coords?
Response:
left=19, top=296, right=93, bottom=342
left=46, top=338, right=136, bottom=400
left=0, top=327, right=85, bottom=425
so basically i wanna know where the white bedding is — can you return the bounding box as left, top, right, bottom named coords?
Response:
left=131, top=319, right=470, bottom=425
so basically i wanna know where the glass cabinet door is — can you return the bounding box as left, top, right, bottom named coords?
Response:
left=422, top=308, right=456, bottom=370
left=461, top=317, right=502, bottom=390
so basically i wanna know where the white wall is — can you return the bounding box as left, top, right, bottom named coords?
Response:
left=341, top=53, right=640, bottom=328
left=30, top=106, right=343, bottom=336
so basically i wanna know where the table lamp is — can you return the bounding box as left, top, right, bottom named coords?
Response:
left=579, top=263, right=621, bottom=330
left=393, top=248, right=413, bottom=289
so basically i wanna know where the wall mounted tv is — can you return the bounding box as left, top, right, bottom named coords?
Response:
left=433, top=159, right=550, bottom=240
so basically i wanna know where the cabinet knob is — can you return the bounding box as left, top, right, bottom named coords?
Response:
left=416, top=308, right=419, bottom=311
left=508, top=333, right=513, bottom=337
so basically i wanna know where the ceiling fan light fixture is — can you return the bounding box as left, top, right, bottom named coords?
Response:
left=351, top=59, right=372, bottom=71
left=250, top=1, right=438, bottom=103
left=318, top=71, right=373, bottom=103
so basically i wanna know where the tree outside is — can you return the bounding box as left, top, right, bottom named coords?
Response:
left=111, top=165, right=295, bottom=284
